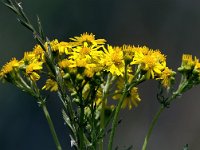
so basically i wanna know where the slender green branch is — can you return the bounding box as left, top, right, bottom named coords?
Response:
left=42, top=103, right=62, bottom=150
left=79, top=97, right=85, bottom=149
left=107, top=86, right=128, bottom=150
left=141, top=76, right=189, bottom=150
left=99, top=73, right=112, bottom=150
left=108, top=63, right=143, bottom=150
left=141, top=106, right=164, bottom=150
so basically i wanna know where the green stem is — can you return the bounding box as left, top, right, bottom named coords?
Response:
left=42, top=103, right=62, bottom=150
left=141, top=79, right=188, bottom=150
left=79, top=105, right=85, bottom=149
left=141, top=106, right=164, bottom=150
left=99, top=98, right=105, bottom=150
left=108, top=87, right=128, bottom=150
left=99, top=73, right=112, bottom=150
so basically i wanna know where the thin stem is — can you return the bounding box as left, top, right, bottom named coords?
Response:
left=79, top=105, right=85, bottom=149
left=99, top=73, right=112, bottom=150
left=141, top=77, right=189, bottom=150
left=108, top=87, right=128, bottom=150
left=141, top=106, right=164, bottom=150
left=108, top=64, right=142, bottom=150
left=42, top=103, right=62, bottom=150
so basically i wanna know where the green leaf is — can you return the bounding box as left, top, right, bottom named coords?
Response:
left=37, top=16, right=45, bottom=40
left=62, top=109, right=75, bottom=134
left=3, top=1, right=18, bottom=14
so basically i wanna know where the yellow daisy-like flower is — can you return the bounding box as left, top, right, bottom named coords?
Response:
left=57, top=41, right=72, bottom=54
left=123, top=87, right=141, bottom=109
left=102, top=45, right=125, bottom=76
left=49, top=39, right=59, bottom=51
left=131, top=49, right=166, bottom=79
left=113, top=86, right=141, bottom=110
left=0, top=57, right=19, bottom=78
left=33, top=45, right=45, bottom=61
left=67, top=42, right=104, bottom=77
left=58, top=59, right=72, bottom=69
left=133, top=46, right=149, bottom=55
left=70, top=45, right=93, bottom=60
left=26, top=61, right=43, bottom=81
left=69, top=32, right=106, bottom=46
left=26, top=62, right=43, bottom=74
left=42, top=79, right=58, bottom=92
left=72, top=58, right=88, bottom=68
left=158, top=67, right=175, bottom=88
left=21, top=51, right=36, bottom=65
left=70, top=42, right=104, bottom=64
left=113, top=76, right=141, bottom=109
left=84, top=63, right=98, bottom=78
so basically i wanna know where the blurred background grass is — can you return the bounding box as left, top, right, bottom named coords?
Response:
left=1, top=0, right=200, bottom=149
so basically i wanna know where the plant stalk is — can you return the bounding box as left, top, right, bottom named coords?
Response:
left=141, top=106, right=164, bottom=150
left=42, top=104, right=62, bottom=150
left=108, top=87, right=128, bottom=150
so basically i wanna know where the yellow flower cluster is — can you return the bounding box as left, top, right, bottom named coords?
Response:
left=0, top=58, right=19, bottom=79
left=113, top=77, right=141, bottom=109
left=178, top=54, right=200, bottom=77
left=0, top=32, right=177, bottom=109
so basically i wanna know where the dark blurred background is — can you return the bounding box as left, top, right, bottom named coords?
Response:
left=1, top=0, right=200, bottom=149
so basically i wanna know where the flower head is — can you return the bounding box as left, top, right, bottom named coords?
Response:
left=42, top=79, right=58, bottom=92
left=26, top=61, right=43, bottom=81
left=157, top=67, right=176, bottom=88
left=131, top=48, right=166, bottom=79
left=70, top=32, right=106, bottom=46
left=0, top=58, right=19, bottom=79
left=102, top=45, right=125, bottom=76
left=113, top=86, right=141, bottom=110
left=178, top=54, right=197, bottom=72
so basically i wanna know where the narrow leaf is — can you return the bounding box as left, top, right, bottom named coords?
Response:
left=37, top=16, right=45, bottom=40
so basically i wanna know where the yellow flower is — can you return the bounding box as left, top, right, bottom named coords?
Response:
left=131, top=49, right=166, bottom=79
left=29, top=72, right=41, bottom=81
left=49, top=39, right=59, bottom=51
left=20, top=48, right=44, bottom=66
left=69, top=32, right=106, bottom=46
left=157, top=67, right=175, bottom=88
left=102, top=45, right=125, bottom=76
left=58, top=59, right=72, bottom=69
left=21, top=51, right=36, bottom=65
left=113, top=86, right=141, bottom=110
left=178, top=54, right=196, bottom=72
left=42, top=79, right=58, bottom=92
left=57, top=41, right=72, bottom=54
left=0, top=58, right=19, bottom=79
left=26, top=62, right=43, bottom=74
left=84, top=63, right=98, bottom=78
left=73, top=58, right=88, bottom=68
left=33, top=45, right=45, bottom=61
left=193, top=60, right=200, bottom=74
left=66, top=42, right=104, bottom=77
left=26, top=61, right=43, bottom=81
left=70, top=45, right=93, bottom=60
left=112, top=77, right=141, bottom=109
left=133, top=46, right=149, bottom=55
left=122, top=45, right=135, bottom=62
